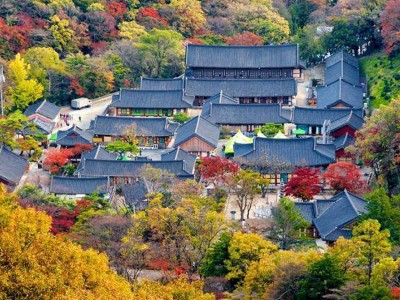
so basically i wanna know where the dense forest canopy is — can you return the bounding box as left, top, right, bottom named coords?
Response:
left=0, top=0, right=399, bottom=107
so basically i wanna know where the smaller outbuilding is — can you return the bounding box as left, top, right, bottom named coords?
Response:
left=24, top=99, right=61, bottom=134
left=50, top=176, right=109, bottom=200
left=121, top=180, right=150, bottom=212
left=0, top=146, right=28, bottom=191
left=295, top=190, right=367, bottom=244
left=174, top=116, right=220, bottom=157
left=55, top=125, right=93, bottom=147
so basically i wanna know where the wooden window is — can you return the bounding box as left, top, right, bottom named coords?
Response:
left=226, top=69, right=235, bottom=78
left=214, top=69, right=224, bottom=77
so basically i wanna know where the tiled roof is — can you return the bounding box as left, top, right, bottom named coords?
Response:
left=313, top=190, right=367, bottom=241
left=185, top=44, right=300, bottom=68
left=317, top=79, right=364, bottom=109
left=174, top=116, right=220, bottom=148
left=31, top=117, right=55, bottom=134
left=161, top=147, right=197, bottom=175
left=56, top=125, right=93, bottom=146
left=81, top=146, right=118, bottom=161
left=122, top=181, right=150, bottom=210
left=50, top=176, right=109, bottom=195
left=234, top=137, right=335, bottom=171
left=185, top=78, right=297, bottom=98
left=328, top=110, right=364, bottom=132
left=93, top=116, right=175, bottom=137
left=291, top=106, right=363, bottom=126
left=333, top=133, right=355, bottom=150
left=111, top=89, right=191, bottom=109
left=24, top=100, right=61, bottom=120
left=140, top=77, right=184, bottom=90
left=325, top=50, right=359, bottom=69
left=205, top=103, right=289, bottom=125
left=0, top=147, right=28, bottom=185
left=76, top=159, right=194, bottom=178
left=325, top=59, right=360, bottom=86
left=295, top=200, right=337, bottom=223
left=201, top=91, right=239, bottom=117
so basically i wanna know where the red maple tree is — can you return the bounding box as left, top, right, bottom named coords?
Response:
left=381, top=0, right=400, bottom=55
left=70, top=143, right=93, bottom=157
left=284, top=167, right=321, bottom=201
left=323, top=162, right=366, bottom=194
left=226, top=31, right=264, bottom=46
left=199, top=157, right=239, bottom=188
left=43, top=148, right=74, bottom=173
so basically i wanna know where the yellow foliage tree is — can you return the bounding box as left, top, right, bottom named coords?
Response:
left=0, top=185, right=133, bottom=300
left=169, top=0, right=206, bottom=37
left=225, top=232, right=278, bottom=283
left=119, top=21, right=147, bottom=41
left=132, top=276, right=214, bottom=300
left=6, top=54, right=44, bottom=110
left=243, top=249, right=321, bottom=299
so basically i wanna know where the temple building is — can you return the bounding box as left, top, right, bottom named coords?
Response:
left=184, top=44, right=303, bottom=106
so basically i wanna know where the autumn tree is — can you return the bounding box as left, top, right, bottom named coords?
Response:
left=0, top=185, right=134, bottom=299
left=225, top=231, right=277, bottom=284
left=24, top=47, right=66, bottom=98
left=43, top=148, right=73, bottom=173
left=168, top=0, right=206, bottom=37
left=285, top=167, right=321, bottom=201
left=226, top=31, right=263, bottom=45
left=353, top=98, right=400, bottom=194
left=199, top=156, right=239, bottom=189
left=243, top=249, right=321, bottom=299
left=146, top=195, right=228, bottom=274
left=228, top=169, right=267, bottom=220
left=323, top=162, right=366, bottom=194
left=6, top=53, right=44, bottom=110
left=381, top=0, right=400, bottom=55
left=139, top=165, right=175, bottom=194
left=131, top=276, right=214, bottom=300
left=270, top=197, right=310, bottom=249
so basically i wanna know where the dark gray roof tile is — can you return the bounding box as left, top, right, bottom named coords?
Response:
left=140, top=77, right=184, bottom=90
left=174, top=116, right=220, bottom=148
left=328, top=110, right=364, bottom=132
left=161, top=147, right=197, bottom=174
left=313, top=190, right=367, bottom=240
left=76, top=159, right=193, bottom=178
left=111, top=89, right=191, bottom=109
left=24, top=100, right=61, bottom=120
left=235, top=137, right=335, bottom=171
left=185, top=78, right=297, bottom=98
left=205, top=103, right=289, bottom=125
left=333, top=133, right=355, bottom=150
left=56, top=125, right=93, bottom=147
left=317, top=79, right=364, bottom=109
left=325, top=50, right=359, bottom=69
left=291, top=106, right=363, bottom=126
left=201, top=92, right=238, bottom=117
left=0, top=147, right=28, bottom=185
left=186, top=44, right=300, bottom=68
left=93, top=116, right=174, bottom=137
left=325, top=60, right=360, bottom=86
left=122, top=181, right=150, bottom=210
left=50, top=176, right=109, bottom=194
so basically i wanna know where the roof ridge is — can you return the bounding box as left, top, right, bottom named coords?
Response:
left=344, top=189, right=360, bottom=215
left=36, top=99, right=46, bottom=113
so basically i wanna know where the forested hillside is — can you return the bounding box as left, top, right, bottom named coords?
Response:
left=0, top=0, right=399, bottom=107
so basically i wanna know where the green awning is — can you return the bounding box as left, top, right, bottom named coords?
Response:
left=293, top=128, right=306, bottom=135
left=224, top=130, right=253, bottom=154
left=49, top=133, right=57, bottom=141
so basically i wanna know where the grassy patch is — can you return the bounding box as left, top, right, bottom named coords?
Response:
left=360, top=52, right=400, bottom=108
